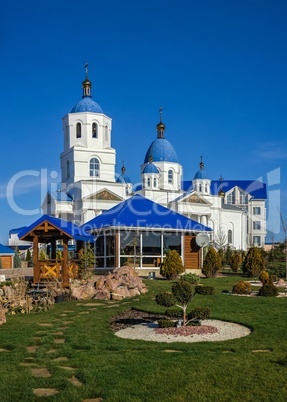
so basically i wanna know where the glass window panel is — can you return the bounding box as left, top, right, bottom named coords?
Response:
left=163, top=233, right=181, bottom=255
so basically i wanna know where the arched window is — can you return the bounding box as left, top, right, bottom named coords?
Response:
left=228, top=230, right=232, bottom=244
left=76, top=123, right=81, bottom=138
left=168, top=169, right=173, bottom=184
left=92, top=123, right=98, bottom=138
left=199, top=183, right=202, bottom=192
left=205, top=184, right=208, bottom=193
left=105, top=125, right=109, bottom=142
left=154, top=178, right=157, bottom=187
left=90, top=158, right=100, bottom=177
left=147, top=178, right=151, bottom=187
left=67, top=160, right=70, bottom=179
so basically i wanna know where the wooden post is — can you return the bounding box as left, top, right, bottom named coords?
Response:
left=62, top=235, right=69, bottom=286
left=51, top=239, right=56, bottom=260
left=33, top=236, right=39, bottom=283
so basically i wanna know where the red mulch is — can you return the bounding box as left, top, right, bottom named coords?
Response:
left=155, top=325, right=218, bottom=337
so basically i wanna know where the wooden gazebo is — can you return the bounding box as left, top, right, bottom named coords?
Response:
left=19, top=215, right=94, bottom=286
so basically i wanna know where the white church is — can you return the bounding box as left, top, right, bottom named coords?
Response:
left=42, top=69, right=267, bottom=253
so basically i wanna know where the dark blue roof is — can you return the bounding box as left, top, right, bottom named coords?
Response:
left=82, top=194, right=212, bottom=232
left=18, top=215, right=94, bottom=242
left=71, top=96, right=103, bottom=114
left=116, top=173, right=132, bottom=184
left=182, top=180, right=267, bottom=199
left=0, top=244, right=15, bottom=254
left=143, top=163, right=159, bottom=174
left=49, top=191, right=73, bottom=202
left=194, top=169, right=209, bottom=180
left=144, top=138, right=178, bottom=163
left=9, top=226, right=28, bottom=235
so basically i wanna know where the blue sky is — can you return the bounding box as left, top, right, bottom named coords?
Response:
left=0, top=0, right=286, bottom=243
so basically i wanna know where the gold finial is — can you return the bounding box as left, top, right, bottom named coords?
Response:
left=149, top=155, right=153, bottom=163
left=157, top=107, right=165, bottom=138
left=121, top=161, right=126, bottom=174
left=200, top=155, right=204, bottom=169
left=218, top=175, right=225, bottom=197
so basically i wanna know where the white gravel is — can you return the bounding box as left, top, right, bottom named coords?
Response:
left=115, top=320, right=252, bottom=343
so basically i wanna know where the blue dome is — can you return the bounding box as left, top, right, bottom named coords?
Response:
left=116, top=173, right=131, bottom=184
left=194, top=169, right=209, bottom=180
left=71, top=97, right=103, bottom=114
left=143, top=163, right=159, bottom=174
left=144, top=138, right=178, bottom=163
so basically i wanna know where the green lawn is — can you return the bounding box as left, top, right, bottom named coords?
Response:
left=0, top=275, right=287, bottom=401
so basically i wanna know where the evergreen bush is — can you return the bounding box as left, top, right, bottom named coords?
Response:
left=202, top=247, right=222, bottom=278
left=155, top=292, right=176, bottom=308
left=242, top=247, right=265, bottom=277
left=160, top=249, right=185, bottom=280
left=258, top=282, right=279, bottom=297
left=180, top=272, right=200, bottom=284
left=232, top=281, right=252, bottom=295
left=157, top=319, right=176, bottom=328
left=194, top=285, right=215, bottom=295
left=259, top=270, right=269, bottom=285
left=165, top=308, right=182, bottom=318
left=230, top=252, right=241, bottom=272
left=187, top=306, right=211, bottom=321
left=13, top=250, right=21, bottom=268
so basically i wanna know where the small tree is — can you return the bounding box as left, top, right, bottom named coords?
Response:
left=25, top=248, right=32, bottom=266
left=224, top=244, right=233, bottom=266
left=242, top=247, right=265, bottom=277
left=13, top=250, right=21, bottom=268
left=79, top=242, right=95, bottom=272
left=160, top=249, right=185, bottom=280
left=155, top=281, right=193, bottom=326
left=202, top=247, right=221, bottom=278
left=230, top=252, right=241, bottom=272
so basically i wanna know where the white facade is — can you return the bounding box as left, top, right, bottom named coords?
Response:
left=41, top=72, right=267, bottom=251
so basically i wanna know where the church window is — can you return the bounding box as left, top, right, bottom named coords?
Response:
left=168, top=170, right=173, bottom=184
left=154, top=178, right=157, bottom=187
left=67, top=160, right=70, bottom=179
left=253, top=206, right=261, bottom=215
left=228, top=229, right=232, bottom=244
left=199, top=183, right=202, bottom=192
left=253, top=236, right=261, bottom=246
left=90, top=158, right=100, bottom=177
left=92, top=123, right=98, bottom=138
left=227, top=190, right=235, bottom=204
left=147, top=178, right=151, bottom=187
left=76, top=123, right=81, bottom=138
left=105, top=125, right=109, bottom=142
left=253, top=221, right=261, bottom=230
left=205, top=184, right=208, bottom=193
left=239, top=191, right=246, bottom=205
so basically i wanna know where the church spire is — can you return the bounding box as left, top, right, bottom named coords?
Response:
left=82, top=62, right=92, bottom=98
left=156, top=106, right=165, bottom=138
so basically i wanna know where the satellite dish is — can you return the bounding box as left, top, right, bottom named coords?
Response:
left=195, top=233, right=210, bottom=247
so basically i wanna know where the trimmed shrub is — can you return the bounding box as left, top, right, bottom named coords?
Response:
left=165, top=308, right=182, bottom=318
left=230, top=252, right=241, bottom=272
left=171, top=281, right=193, bottom=305
left=160, top=250, right=185, bottom=280
left=158, top=319, right=176, bottom=328
left=155, top=292, right=176, bottom=308
left=232, top=281, right=252, bottom=295
left=180, top=273, right=200, bottom=285
left=259, top=270, right=269, bottom=285
left=242, top=247, right=265, bottom=277
left=195, top=285, right=215, bottom=295
left=188, top=307, right=211, bottom=321
left=202, top=247, right=222, bottom=278
left=258, top=283, right=279, bottom=297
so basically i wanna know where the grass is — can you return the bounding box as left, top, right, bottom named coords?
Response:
left=0, top=275, right=287, bottom=401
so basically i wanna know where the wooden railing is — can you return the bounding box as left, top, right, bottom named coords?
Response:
left=35, top=260, right=79, bottom=282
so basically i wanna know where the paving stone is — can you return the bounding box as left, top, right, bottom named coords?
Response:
left=38, top=323, right=53, bottom=327
left=52, top=331, right=64, bottom=336
left=78, top=311, right=90, bottom=315
left=47, top=349, right=57, bottom=354
left=252, top=349, right=271, bottom=353
left=26, top=346, right=38, bottom=353
left=33, top=388, right=59, bottom=397
left=164, top=349, right=183, bottom=353
left=53, top=356, right=69, bottom=362
left=68, top=375, right=83, bottom=387
left=31, top=368, right=51, bottom=378
left=54, top=338, right=65, bottom=344
left=59, top=366, right=75, bottom=371
left=0, top=348, right=9, bottom=352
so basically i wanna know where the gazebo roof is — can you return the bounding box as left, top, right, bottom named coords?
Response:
left=82, top=194, right=212, bottom=233
left=19, top=215, right=94, bottom=243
